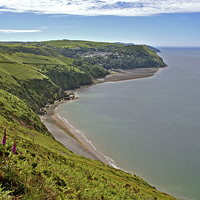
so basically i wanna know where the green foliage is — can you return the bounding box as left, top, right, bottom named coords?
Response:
left=0, top=184, right=12, bottom=200
left=35, top=39, right=123, bottom=49
left=84, top=45, right=166, bottom=70
left=32, top=40, right=165, bottom=70
left=0, top=89, right=51, bottom=136
left=0, top=52, right=62, bottom=111
left=40, top=64, right=93, bottom=90
left=0, top=43, right=110, bottom=109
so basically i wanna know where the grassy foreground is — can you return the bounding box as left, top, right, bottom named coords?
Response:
left=0, top=89, right=176, bottom=199
left=0, top=40, right=176, bottom=199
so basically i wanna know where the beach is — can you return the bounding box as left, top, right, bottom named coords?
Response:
left=40, top=67, right=161, bottom=166
left=102, top=68, right=161, bottom=82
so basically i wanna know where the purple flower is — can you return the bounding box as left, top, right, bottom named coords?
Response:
left=1, top=127, right=6, bottom=146
left=20, top=151, right=22, bottom=155
left=12, top=140, right=17, bottom=154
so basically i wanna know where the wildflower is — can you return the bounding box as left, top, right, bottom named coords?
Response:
left=1, top=127, right=6, bottom=146
left=12, top=140, right=17, bottom=154
left=20, top=151, right=22, bottom=155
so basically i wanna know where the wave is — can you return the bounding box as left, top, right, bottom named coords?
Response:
left=56, top=113, right=120, bottom=169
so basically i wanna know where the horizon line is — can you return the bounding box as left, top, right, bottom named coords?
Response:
left=0, top=39, right=200, bottom=48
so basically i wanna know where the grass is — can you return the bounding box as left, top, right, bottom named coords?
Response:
left=0, top=57, right=61, bottom=111
left=35, top=40, right=123, bottom=49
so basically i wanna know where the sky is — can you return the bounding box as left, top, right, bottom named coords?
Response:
left=0, top=0, right=200, bottom=47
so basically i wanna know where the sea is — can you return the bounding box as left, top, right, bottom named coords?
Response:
left=57, top=48, right=200, bottom=200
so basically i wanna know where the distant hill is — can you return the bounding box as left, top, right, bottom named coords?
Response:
left=115, top=42, right=134, bottom=46
left=145, top=45, right=161, bottom=53
left=115, top=42, right=161, bottom=53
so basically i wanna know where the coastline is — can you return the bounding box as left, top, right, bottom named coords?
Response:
left=39, top=96, right=111, bottom=165
left=40, top=114, right=101, bottom=161
left=40, top=67, right=163, bottom=166
left=95, top=67, right=162, bottom=83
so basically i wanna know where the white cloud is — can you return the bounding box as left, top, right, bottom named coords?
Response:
left=0, top=29, right=42, bottom=34
left=0, top=0, right=200, bottom=16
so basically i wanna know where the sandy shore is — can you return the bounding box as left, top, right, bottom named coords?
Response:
left=96, top=67, right=161, bottom=83
left=40, top=115, right=101, bottom=160
left=40, top=67, right=163, bottom=166
left=40, top=113, right=110, bottom=164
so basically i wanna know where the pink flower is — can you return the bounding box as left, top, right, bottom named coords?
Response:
left=12, top=140, right=17, bottom=154
left=1, top=127, right=6, bottom=146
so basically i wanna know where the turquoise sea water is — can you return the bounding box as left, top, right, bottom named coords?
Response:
left=57, top=48, right=200, bottom=200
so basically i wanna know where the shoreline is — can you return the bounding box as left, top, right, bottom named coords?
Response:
left=40, top=100, right=117, bottom=166
left=95, top=67, right=163, bottom=83
left=40, top=67, right=164, bottom=166
left=40, top=114, right=102, bottom=161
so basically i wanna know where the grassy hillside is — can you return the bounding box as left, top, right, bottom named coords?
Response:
left=0, top=40, right=176, bottom=199
left=35, top=40, right=123, bottom=49
left=83, top=45, right=165, bottom=70
left=0, top=51, right=62, bottom=111
left=0, top=46, right=109, bottom=111
left=0, top=90, right=176, bottom=199
left=0, top=40, right=166, bottom=70
left=39, top=40, right=166, bottom=69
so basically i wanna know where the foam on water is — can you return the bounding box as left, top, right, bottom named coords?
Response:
left=56, top=113, right=120, bottom=169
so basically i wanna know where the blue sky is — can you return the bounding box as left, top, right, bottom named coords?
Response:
left=0, top=0, right=200, bottom=47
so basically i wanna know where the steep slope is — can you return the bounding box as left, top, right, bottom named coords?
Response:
left=0, top=48, right=109, bottom=111
left=0, top=90, right=176, bottom=199
left=0, top=52, right=64, bottom=112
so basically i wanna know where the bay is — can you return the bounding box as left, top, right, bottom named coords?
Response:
left=57, top=48, right=200, bottom=200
